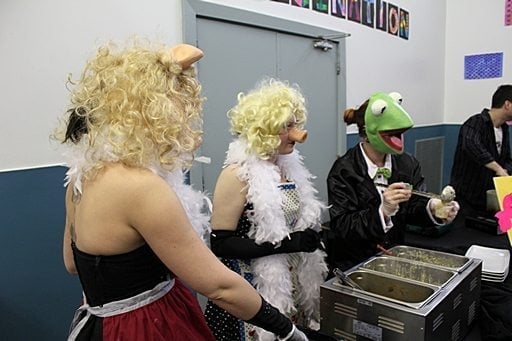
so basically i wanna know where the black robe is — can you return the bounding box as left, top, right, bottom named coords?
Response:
left=326, top=145, right=432, bottom=271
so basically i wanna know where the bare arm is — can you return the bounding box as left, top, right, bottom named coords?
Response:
left=485, top=161, right=509, bottom=176
left=63, top=185, right=77, bottom=274
left=128, top=172, right=261, bottom=320
left=210, top=164, right=247, bottom=230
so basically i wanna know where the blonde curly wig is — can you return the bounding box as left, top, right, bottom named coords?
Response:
left=55, top=40, right=204, bottom=179
left=228, top=78, right=307, bottom=159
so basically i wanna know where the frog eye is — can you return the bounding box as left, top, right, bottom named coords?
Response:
left=371, top=99, right=387, bottom=116
left=389, top=92, right=403, bottom=105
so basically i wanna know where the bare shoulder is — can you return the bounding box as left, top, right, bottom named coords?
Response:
left=216, top=164, right=246, bottom=190
left=98, top=165, right=187, bottom=231
left=90, top=164, right=178, bottom=218
left=100, top=164, right=169, bottom=195
left=220, top=163, right=241, bottom=176
left=211, top=164, right=247, bottom=229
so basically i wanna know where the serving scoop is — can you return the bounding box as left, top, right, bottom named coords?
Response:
left=333, top=268, right=364, bottom=291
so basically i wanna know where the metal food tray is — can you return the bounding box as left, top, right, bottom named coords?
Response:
left=361, top=255, right=457, bottom=287
left=387, top=245, right=472, bottom=272
left=320, top=256, right=483, bottom=341
left=333, top=269, right=440, bottom=310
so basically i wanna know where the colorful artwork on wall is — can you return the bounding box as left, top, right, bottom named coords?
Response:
left=375, top=0, right=387, bottom=31
left=464, top=52, right=503, bottom=80
left=292, top=0, right=310, bottom=8
left=387, top=4, right=399, bottom=36
left=347, top=0, right=361, bottom=23
left=399, top=8, right=409, bottom=40
left=506, top=0, right=512, bottom=26
left=273, top=0, right=408, bottom=41
left=362, top=0, right=375, bottom=28
left=331, top=0, right=346, bottom=18
left=313, top=0, right=329, bottom=13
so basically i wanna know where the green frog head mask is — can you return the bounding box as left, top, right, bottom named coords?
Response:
left=364, top=92, right=414, bottom=154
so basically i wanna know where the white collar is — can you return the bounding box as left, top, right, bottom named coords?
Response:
left=359, top=143, right=392, bottom=179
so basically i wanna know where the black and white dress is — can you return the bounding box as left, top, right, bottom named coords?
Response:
left=205, top=138, right=328, bottom=341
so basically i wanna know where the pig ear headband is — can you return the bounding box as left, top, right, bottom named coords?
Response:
left=169, top=44, right=204, bottom=70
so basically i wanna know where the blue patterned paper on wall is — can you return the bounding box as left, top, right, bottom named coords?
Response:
left=464, top=52, right=503, bottom=80
left=506, top=0, right=512, bottom=26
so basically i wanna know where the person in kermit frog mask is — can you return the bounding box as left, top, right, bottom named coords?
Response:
left=325, top=92, right=460, bottom=272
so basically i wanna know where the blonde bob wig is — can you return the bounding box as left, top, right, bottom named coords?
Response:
left=56, top=40, right=204, bottom=179
left=228, top=78, right=307, bottom=159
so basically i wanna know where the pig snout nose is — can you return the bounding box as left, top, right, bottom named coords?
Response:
left=288, top=128, right=308, bottom=143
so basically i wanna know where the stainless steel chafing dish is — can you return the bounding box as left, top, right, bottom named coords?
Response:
left=320, top=245, right=482, bottom=341
left=361, top=256, right=457, bottom=287
left=333, top=269, right=440, bottom=310
left=387, top=245, right=471, bottom=272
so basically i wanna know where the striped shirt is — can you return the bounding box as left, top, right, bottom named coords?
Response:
left=450, top=109, right=512, bottom=211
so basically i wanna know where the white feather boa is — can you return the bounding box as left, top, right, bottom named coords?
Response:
left=225, top=139, right=328, bottom=340
left=63, top=136, right=210, bottom=240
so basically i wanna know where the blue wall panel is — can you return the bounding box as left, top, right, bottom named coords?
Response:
left=0, top=166, right=81, bottom=340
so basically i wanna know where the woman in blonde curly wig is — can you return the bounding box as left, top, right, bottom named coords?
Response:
left=59, top=43, right=309, bottom=341
left=205, top=79, right=328, bottom=341
left=228, top=79, right=307, bottom=159
left=56, top=41, right=204, bottom=180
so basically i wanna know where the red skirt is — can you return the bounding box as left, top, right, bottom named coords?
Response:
left=72, top=279, right=215, bottom=341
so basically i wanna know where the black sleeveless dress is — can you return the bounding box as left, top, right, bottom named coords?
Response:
left=69, top=242, right=215, bottom=340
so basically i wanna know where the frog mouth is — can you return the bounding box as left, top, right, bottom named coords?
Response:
left=379, top=128, right=409, bottom=152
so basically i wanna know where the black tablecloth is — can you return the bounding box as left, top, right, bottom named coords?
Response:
left=404, top=212, right=512, bottom=341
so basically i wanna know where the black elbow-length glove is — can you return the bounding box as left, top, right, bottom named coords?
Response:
left=210, top=229, right=321, bottom=259
left=247, top=298, right=309, bottom=340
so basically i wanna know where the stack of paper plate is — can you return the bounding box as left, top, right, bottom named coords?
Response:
left=465, top=245, right=510, bottom=282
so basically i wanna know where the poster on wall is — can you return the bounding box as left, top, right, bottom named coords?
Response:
left=313, top=0, right=329, bottom=13
left=506, top=0, right=512, bottom=26
left=331, top=0, right=346, bottom=18
left=399, top=8, right=409, bottom=39
left=292, top=0, right=310, bottom=8
left=362, top=0, right=375, bottom=27
left=347, top=0, right=361, bottom=23
left=464, top=52, right=503, bottom=80
left=271, top=0, right=408, bottom=41
left=388, top=3, right=399, bottom=36
left=375, top=0, right=387, bottom=31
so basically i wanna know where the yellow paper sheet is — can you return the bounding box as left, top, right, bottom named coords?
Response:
left=493, top=176, right=512, bottom=246
left=493, top=176, right=512, bottom=210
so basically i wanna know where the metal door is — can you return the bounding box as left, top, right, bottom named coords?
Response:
left=191, top=17, right=342, bottom=219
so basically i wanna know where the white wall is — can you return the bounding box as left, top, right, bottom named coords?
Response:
left=1, top=0, right=446, bottom=169
left=445, top=0, right=512, bottom=124
left=0, top=0, right=181, bottom=170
